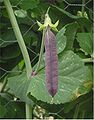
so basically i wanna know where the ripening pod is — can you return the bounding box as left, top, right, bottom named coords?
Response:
left=45, top=26, right=58, bottom=97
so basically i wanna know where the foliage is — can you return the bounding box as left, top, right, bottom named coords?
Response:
left=0, top=0, right=93, bottom=119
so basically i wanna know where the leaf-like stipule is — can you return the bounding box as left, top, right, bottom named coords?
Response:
left=45, top=27, right=58, bottom=97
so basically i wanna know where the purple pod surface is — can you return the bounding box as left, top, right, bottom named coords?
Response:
left=45, top=27, right=58, bottom=97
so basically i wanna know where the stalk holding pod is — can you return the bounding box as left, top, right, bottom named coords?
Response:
left=37, top=9, right=59, bottom=97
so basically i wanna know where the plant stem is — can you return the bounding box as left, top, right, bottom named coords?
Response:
left=73, top=103, right=80, bottom=119
left=35, top=29, right=46, bottom=73
left=4, top=0, right=32, bottom=118
left=82, top=0, right=85, bottom=17
left=26, top=104, right=32, bottom=119
left=4, top=0, right=32, bottom=79
left=80, top=110, right=85, bottom=119
left=0, top=76, right=8, bottom=93
left=82, top=58, right=94, bottom=63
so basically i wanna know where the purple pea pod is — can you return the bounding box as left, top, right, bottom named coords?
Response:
left=45, top=26, right=58, bottom=97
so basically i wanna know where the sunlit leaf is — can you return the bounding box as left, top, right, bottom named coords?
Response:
left=56, top=26, right=66, bottom=53
left=76, top=33, right=93, bottom=55
left=8, top=51, right=91, bottom=104
left=64, top=22, right=79, bottom=50
left=14, top=9, right=27, bottom=18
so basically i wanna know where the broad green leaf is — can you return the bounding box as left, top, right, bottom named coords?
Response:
left=8, top=75, right=33, bottom=105
left=64, top=22, right=79, bottom=50
left=56, top=26, right=67, bottom=53
left=8, top=51, right=91, bottom=104
left=14, top=9, right=27, bottom=18
left=7, top=60, right=25, bottom=77
left=76, top=33, right=93, bottom=55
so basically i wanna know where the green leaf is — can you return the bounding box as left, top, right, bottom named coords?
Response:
left=8, top=75, right=33, bottom=106
left=0, top=105, right=6, bottom=118
left=0, top=30, right=17, bottom=47
left=0, top=93, right=25, bottom=118
left=10, top=0, right=20, bottom=5
left=0, top=0, right=3, bottom=2
left=63, top=91, right=93, bottom=118
left=8, top=51, right=90, bottom=104
left=77, top=18, right=92, bottom=32
left=64, top=22, right=79, bottom=50
left=78, top=94, right=93, bottom=119
left=76, top=33, right=93, bottom=55
left=56, top=26, right=67, bottom=53
left=20, top=0, right=39, bottom=10
left=14, top=9, right=27, bottom=18
left=0, top=44, right=21, bottom=60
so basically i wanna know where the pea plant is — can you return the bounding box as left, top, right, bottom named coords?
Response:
left=0, top=0, right=93, bottom=119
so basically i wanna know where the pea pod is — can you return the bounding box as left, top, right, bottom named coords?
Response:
left=45, top=26, right=58, bottom=97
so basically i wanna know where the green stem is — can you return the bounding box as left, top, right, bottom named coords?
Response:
left=46, top=7, right=50, bottom=14
left=35, top=29, right=46, bottom=73
left=82, top=58, right=94, bottom=63
left=82, top=0, right=85, bottom=17
left=4, top=0, right=32, bottom=79
left=73, top=103, right=80, bottom=119
left=4, top=0, right=32, bottom=119
left=35, top=7, right=51, bottom=73
left=80, top=110, right=85, bottom=118
left=26, top=104, right=32, bottom=119
left=0, top=76, right=8, bottom=92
